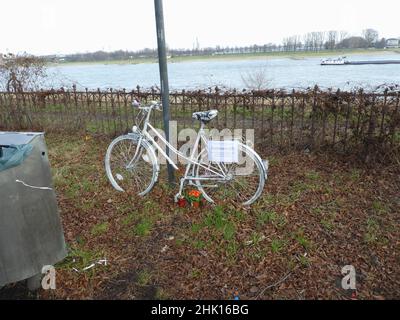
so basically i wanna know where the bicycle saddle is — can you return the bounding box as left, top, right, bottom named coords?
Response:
left=192, top=110, right=218, bottom=122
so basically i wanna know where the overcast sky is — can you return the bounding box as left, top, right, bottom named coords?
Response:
left=0, top=0, right=399, bottom=55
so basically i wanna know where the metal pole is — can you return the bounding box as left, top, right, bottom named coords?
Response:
left=154, top=0, right=175, bottom=184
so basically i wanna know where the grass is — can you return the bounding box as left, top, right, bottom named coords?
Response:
left=203, top=206, right=227, bottom=230
left=293, top=229, right=312, bottom=250
left=257, top=210, right=277, bottom=225
left=137, top=270, right=152, bottom=286
left=190, top=268, right=202, bottom=279
left=91, top=221, right=109, bottom=236
left=134, top=217, right=153, bottom=237
left=191, top=223, right=203, bottom=234
left=22, top=132, right=398, bottom=300
left=232, top=209, right=246, bottom=221
left=192, top=240, right=207, bottom=250
left=247, top=232, right=265, bottom=247
left=364, top=218, right=380, bottom=244
left=121, top=212, right=136, bottom=226
left=155, top=288, right=170, bottom=300
left=305, top=170, right=320, bottom=181
left=350, top=169, right=361, bottom=181
left=271, top=238, right=286, bottom=254
left=226, top=240, right=239, bottom=261
left=321, top=216, right=335, bottom=231
left=175, top=238, right=185, bottom=247
left=273, top=214, right=288, bottom=229
left=223, top=222, right=236, bottom=241
left=56, top=245, right=105, bottom=272
left=371, top=200, right=389, bottom=214
left=298, top=255, right=311, bottom=268
left=189, top=205, right=241, bottom=260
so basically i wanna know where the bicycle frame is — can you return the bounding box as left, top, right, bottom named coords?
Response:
left=144, top=122, right=226, bottom=177
left=129, top=104, right=230, bottom=200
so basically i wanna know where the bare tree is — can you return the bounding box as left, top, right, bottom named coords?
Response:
left=241, top=67, right=269, bottom=90
left=311, top=32, right=319, bottom=51
left=293, top=35, right=302, bottom=52
left=303, top=33, right=313, bottom=51
left=325, top=30, right=338, bottom=50
left=0, top=53, right=46, bottom=91
left=362, top=28, right=379, bottom=47
left=339, top=30, right=349, bottom=43
left=282, top=37, right=292, bottom=51
left=284, top=35, right=302, bottom=52
left=308, top=32, right=325, bottom=51
left=315, top=31, right=326, bottom=51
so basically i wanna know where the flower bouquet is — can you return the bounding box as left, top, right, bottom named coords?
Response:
left=185, top=189, right=203, bottom=208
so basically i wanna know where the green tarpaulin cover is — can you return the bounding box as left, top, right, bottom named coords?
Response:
left=0, top=144, right=33, bottom=172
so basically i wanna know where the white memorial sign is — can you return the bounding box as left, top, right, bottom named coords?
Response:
left=207, top=140, right=239, bottom=163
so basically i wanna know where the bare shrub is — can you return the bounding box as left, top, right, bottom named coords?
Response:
left=0, top=53, right=47, bottom=92
left=241, top=67, right=269, bottom=90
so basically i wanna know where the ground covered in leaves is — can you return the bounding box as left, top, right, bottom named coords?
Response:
left=1, top=133, right=399, bottom=300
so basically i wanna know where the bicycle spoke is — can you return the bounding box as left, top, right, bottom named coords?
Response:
left=195, top=144, right=264, bottom=205
left=106, top=137, right=156, bottom=195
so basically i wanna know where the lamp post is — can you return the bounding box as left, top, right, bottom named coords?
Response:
left=154, top=0, right=174, bottom=184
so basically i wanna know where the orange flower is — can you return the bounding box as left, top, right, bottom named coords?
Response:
left=188, top=190, right=201, bottom=198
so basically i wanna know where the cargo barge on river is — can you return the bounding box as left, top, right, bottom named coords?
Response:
left=321, top=56, right=400, bottom=65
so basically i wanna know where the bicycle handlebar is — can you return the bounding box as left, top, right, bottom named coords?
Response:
left=132, top=99, right=162, bottom=111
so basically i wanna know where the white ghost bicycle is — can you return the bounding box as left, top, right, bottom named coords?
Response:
left=105, top=100, right=268, bottom=205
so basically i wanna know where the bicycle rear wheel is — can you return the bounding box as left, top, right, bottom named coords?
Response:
left=105, top=134, right=158, bottom=196
left=193, top=143, right=265, bottom=206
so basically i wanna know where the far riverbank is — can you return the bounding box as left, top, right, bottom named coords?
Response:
left=48, top=48, right=399, bottom=67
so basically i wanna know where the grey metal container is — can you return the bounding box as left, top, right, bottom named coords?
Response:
left=0, top=132, right=67, bottom=288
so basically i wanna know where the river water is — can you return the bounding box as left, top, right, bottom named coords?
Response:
left=46, top=53, right=400, bottom=91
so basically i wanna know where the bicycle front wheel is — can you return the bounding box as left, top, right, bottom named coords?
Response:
left=193, top=143, right=266, bottom=206
left=105, top=134, right=158, bottom=196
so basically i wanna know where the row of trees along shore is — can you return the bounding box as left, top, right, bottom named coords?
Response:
left=0, top=28, right=396, bottom=91
left=42, top=28, right=395, bottom=63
